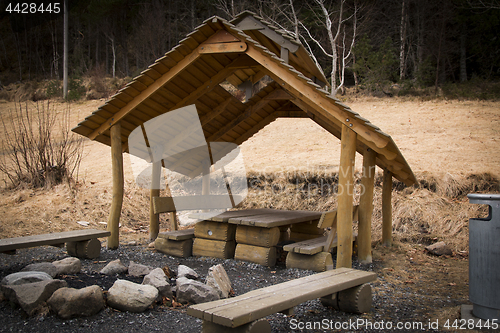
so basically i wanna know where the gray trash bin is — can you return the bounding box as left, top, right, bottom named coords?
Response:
left=467, top=193, right=500, bottom=321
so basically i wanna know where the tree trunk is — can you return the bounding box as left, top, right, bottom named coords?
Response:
left=460, top=25, right=467, bottom=82
left=63, top=0, right=68, bottom=99
left=399, top=0, right=407, bottom=81
left=434, top=13, right=446, bottom=95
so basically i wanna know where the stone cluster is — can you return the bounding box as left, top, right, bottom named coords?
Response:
left=0, top=257, right=232, bottom=319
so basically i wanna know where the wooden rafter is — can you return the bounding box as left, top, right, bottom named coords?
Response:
left=88, top=47, right=204, bottom=140
left=206, top=88, right=287, bottom=142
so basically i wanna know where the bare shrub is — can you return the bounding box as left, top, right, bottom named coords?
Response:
left=0, top=101, right=84, bottom=189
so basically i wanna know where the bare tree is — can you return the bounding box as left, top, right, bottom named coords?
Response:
left=399, top=0, right=408, bottom=80
left=299, top=0, right=359, bottom=96
left=215, top=0, right=251, bottom=19
left=63, top=0, right=68, bottom=99
left=467, top=0, right=500, bottom=9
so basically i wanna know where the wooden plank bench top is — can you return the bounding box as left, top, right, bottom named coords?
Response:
left=157, top=228, right=194, bottom=241
left=188, top=267, right=376, bottom=328
left=188, top=209, right=273, bottom=222
left=227, top=210, right=322, bottom=228
left=0, top=229, right=110, bottom=253
left=284, top=232, right=358, bottom=255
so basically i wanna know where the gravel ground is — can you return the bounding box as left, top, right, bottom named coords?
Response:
left=0, top=245, right=466, bottom=333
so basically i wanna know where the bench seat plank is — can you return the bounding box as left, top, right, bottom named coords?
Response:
left=283, top=236, right=327, bottom=255
left=0, top=229, right=110, bottom=252
left=188, top=267, right=376, bottom=328
left=228, top=210, right=323, bottom=228
left=158, top=228, right=194, bottom=240
left=188, top=209, right=273, bottom=222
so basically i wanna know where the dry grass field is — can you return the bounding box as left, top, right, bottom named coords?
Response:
left=0, top=97, right=499, bottom=244
left=0, top=96, right=499, bottom=329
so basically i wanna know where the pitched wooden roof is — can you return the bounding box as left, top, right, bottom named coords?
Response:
left=72, top=12, right=416, bottom=186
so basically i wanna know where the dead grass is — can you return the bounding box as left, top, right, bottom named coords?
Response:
left=0, top=97, right=499, bottom=251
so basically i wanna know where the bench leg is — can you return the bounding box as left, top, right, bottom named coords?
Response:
left=320, top=283, right=372, bottom=314
left=286, top=252, right=333, bottom=272
left=202, top=318, right=271, bottom=333
left=66, top=238, right=101, bottom=259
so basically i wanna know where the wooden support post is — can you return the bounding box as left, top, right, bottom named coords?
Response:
left=150, top=161, right=161, bottom=241
left=201, top=159, right=211, bottom=213
left=170, top=212, right=178, bottom=231
left=357, top=148, right=376, bottom=264
left=382, top=169, right=393, bottom=246
left=163, top=180, right=178, bottom=231
left=202, top=159, right=210, bottom=196
left=280, top=47, right=289, bottom=64
left=336, top=124, right=357, bottom=268
left=108, top=122, right=124, bottom=249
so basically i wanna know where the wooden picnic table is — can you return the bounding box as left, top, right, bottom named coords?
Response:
left=189, top=208, right=322, bottom=227
left=188, top=209, right=324, bottom=266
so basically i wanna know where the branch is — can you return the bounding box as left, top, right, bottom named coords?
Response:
left=299, top=21, right=333, bottom=58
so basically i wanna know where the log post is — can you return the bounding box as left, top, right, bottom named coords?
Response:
left=382, top=169, right=393, bottom=246
left=201, top=159, right=210, bottom=213
left=149, top=161, right=161, bottom=241
left=170, top=212, right=178, bottom=231
left=202, top=159, right=210, bottom=196
left=336, top=124, right=357, bottom=268
left=108, top=122, right=124, bottom=249
left=357, top=148, right=376, bottom=264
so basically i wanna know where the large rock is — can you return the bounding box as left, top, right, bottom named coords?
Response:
left=1, top=271, right=53, bottom=286
left=206, top=264, right=232, bottom=299
left=100, top=259, right=128, bottom=275
left=176, top=279, right=219, bottom=304
left=426, top=241, right=453, bottom=256
left=177, top=265, right=198, bottom=280
left=1, top=279, right=67, bottom=316
left=52, top=257, right=81, bottom=275
left=21, top=263, right=58, bottom=278
left=142, top=268, right=173, bottom=299
left=107, top=279, right=158, bottom=312
left=128, top=261, right=153, bottom=277
left=47, top=285, right=105, bottom=319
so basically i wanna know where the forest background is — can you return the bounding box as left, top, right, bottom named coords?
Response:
left=0, top=0, right=499, bottom=101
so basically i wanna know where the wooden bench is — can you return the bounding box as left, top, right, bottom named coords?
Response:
left=154, top=229, right=195, bottom=258
left=0, top=229, right=110, bottom=259
left=284, top=206, right=359, bottom=271
left=188, top=267, right=376, bottom=333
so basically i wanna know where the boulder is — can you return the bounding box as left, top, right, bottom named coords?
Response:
left=107, top=279, right=158, bottom=312
left=177, top=265, right=198, bottom=280
left=1, top=279, right=67, bottom=316
left=47, top=285, right=105, bottom=319
left=52, top=257, right=81, bottom=275
left=1, top=271, right=53, bottom=286
left=206, top=264, right=232, bottom=299
left=142, top=268, right=173, bottom=299
left=100, top=259, right=128, bottom=275
left=176, top=279, right=219, bottom=304
left=21, top=263, right=58, bottom=278
left=426, top=241, right=453, bottom=256
left=128, top=261, right=154, bottom=277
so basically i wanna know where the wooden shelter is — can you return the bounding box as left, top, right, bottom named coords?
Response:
left=72, top=11, right=416, bottom=267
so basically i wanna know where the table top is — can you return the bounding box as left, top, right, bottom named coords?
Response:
left=189, top=209, right=322, bottom=228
